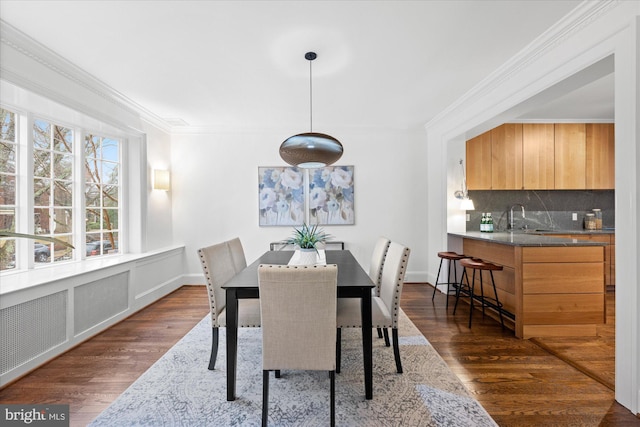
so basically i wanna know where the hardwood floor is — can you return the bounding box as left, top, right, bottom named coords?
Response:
left=0, top=286, right=211, bottom=426
left=405, top=283, right=639, bottom=426
left=0, top=284, right=638, bottom=426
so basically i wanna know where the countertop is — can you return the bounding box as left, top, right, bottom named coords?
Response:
left=518, top=229, right=615, bottom=235
left=449, top=231, right=610, bottom=247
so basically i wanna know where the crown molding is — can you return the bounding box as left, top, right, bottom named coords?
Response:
left=0, top=19, right=172, bottom=134
left=508, top=118, right=614, bottom=124
left=425, top=0, right=621, bottom=131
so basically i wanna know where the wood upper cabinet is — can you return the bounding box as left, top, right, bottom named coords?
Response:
left=586, top=123, right=615, bottom=189
left=522, top=124, right=555, bottom=189
left=491, top=124, right=523, bottom=189
left=466, top=122, right=614, bottom=190
left=466, top=130, right=492, bottom=190
left=554, top=123, right=586, bottom=189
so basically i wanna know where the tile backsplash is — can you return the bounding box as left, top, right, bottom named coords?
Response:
left=466, top=190, right=615, bottom=232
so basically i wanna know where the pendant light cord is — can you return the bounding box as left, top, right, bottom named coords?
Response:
left=309, top=57, right=313, bottom=132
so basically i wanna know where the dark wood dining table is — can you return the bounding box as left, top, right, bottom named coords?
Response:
left=222, top=249, right=375, bottom=401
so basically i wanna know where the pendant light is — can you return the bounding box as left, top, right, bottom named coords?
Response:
left=454, top=159, right=475, bottom=210
left=279, top=52, right=343, bottom=168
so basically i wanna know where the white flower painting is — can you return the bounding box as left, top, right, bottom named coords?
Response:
left=259, top=165, right=354, bottom=226
left=309, top=166, right=355, bottom=225
left=259, top=167, right=304, bottom=226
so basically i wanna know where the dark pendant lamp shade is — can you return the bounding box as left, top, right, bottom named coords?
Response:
left=280, top=132, right=343, bottom=168
left=279, top=52, right=343, bottom=168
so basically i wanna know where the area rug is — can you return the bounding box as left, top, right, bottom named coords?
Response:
left=89, top=310, right=497, bottom=426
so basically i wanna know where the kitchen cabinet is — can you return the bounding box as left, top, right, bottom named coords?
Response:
left=491, top=124, right=523, bottom=189
left=522, top=123, right=555, bottom=189
left=466, top=130, right=492, bottom=190
left=586, top=123, right=615, bottom=189
left=467, top=122, right=614, bottom=190
left=610, top=234, right=615, bottom=286
left=459, top=235, right=605, bottom=339
left=544, top=233, right=614, bottom=287
left=554, top=123, right=586, bottom=189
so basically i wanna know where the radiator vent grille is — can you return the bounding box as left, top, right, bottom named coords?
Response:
left=74, top=271, right=129, bottom=335
left=1, top=291, right=67, bottom=376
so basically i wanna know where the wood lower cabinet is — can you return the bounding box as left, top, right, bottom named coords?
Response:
left=462, top=238, right=605, bottom=339
left=551, top=233, right=614, bottom=286
left=610, top=234, right=615, bottom=286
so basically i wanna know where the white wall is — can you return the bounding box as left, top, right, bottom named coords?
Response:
left=144, top=123, right=174, bottom=250
left=425, top=1, right=640, bottom=414
left=172, top=126, right=428, bottom=281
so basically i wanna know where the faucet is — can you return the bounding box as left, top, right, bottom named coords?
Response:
left=509, top=204, right=526, bottom=230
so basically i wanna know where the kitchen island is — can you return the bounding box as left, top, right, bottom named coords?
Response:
left=448, top=231, right=607, bottom=339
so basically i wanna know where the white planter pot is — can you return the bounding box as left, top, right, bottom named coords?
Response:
left=297, top=249, right=318, bottom=265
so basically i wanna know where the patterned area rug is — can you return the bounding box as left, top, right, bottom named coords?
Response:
left=90, top=311, right=496, bottom=426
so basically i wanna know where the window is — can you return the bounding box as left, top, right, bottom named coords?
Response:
left=0, top=107, right=122, bottom=272
left=84, top=134, right=119, bottom=257
left=33, top=118, right=74, bottom=264
left=0, top=108, right=17, bottom=270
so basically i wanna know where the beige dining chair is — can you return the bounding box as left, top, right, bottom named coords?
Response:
left=369, top=237, right=391, bottom=339
left=227, top=237, right=247, bottom=274
left=197, top=239, right=260, bottom=370
left=336, top=241, right=411, bottom=374
left=258, top=264, right=338, bottom=427
left=369, top=236, right=391, bottom=295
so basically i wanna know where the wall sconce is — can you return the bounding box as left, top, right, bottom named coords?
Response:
left=453, top=159, right=474, bottom=210
left=153, top=169, right=171, bottom=191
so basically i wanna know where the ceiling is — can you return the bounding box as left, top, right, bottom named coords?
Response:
left=2, top=0, right=611, bottom=132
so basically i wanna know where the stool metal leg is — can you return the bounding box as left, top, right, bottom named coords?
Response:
left=490, top=270, right=505, bottom=330
left=453, top=267, right=467, bottom=314
left=468, top=269, right=476, bottom=328
left=479, top=269, right=486, bottom=317
left=432, top=257, right=445, bottom=301
left=447, top=258, right=458, bottom=309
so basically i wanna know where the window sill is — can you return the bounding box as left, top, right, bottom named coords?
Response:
left=0, top=245, right=185, bottom=296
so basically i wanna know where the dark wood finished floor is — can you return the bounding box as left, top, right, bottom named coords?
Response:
left=0, top=286, right=211, bottom=426
left=1, top=284, right=638, bottom=426
left=406, top=283, right=639, bottom=426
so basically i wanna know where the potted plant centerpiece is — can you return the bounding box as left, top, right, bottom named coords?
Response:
left=286, top=223, right=331, bottom=265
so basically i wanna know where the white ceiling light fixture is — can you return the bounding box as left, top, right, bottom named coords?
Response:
left=453, top=159, right=474, bottom=210
left=279, top=52, right=343, bottom=169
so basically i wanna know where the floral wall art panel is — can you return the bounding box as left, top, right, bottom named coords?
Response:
left=309, top=166, right=354, bottom=225
left=259, top=167, right=305, bottom=226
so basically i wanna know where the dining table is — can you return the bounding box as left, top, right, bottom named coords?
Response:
left=222, top=249, right=375, bottom=401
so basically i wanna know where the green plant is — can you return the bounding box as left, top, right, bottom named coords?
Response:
left=285, top=223, right=331, bottom=251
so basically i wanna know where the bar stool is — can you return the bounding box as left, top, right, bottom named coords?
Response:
left=453, top=258, right=505, bottom=329
left=432, top=251, right=468, bottom=309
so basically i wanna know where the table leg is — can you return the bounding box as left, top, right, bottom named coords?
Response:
left=361, top=289, right=373, bottom=399
left=226, top=288, right=238, bottom=401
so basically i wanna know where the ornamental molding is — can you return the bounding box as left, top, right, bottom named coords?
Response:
left=425, top=0, right=621, bottom=132
left=0, top=19, right=171, bottom=134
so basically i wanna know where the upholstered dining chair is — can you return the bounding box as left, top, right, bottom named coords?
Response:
left=369, top=236, right=391, bottom=297
left=227, top=237, right=247, bottom=274
left=197, top=239, right=260, bottom=370
left=336, top=241, right=411, bottom=374
left=258, top=264, right=338, bottom=427
left=369, top=237, right=391, bottom=339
